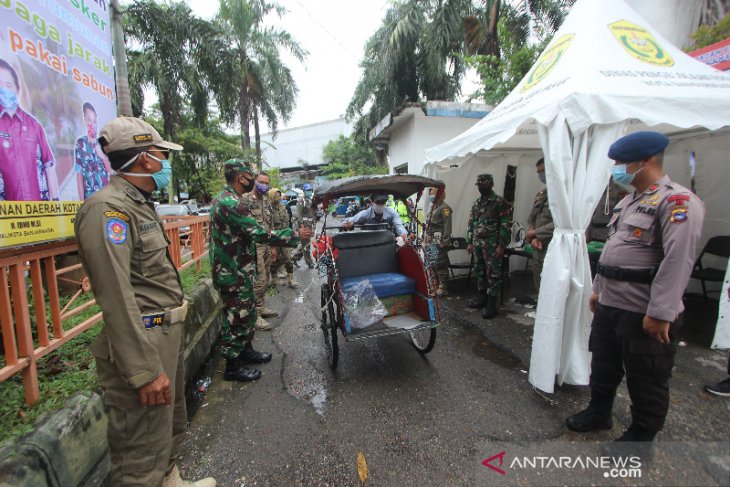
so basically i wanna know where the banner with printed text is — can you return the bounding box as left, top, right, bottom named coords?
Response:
left=0, top=0, right=116, bottom=249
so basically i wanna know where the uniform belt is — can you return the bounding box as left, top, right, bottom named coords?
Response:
left=142, top=300, right=188, bottom=330
left=596, top=263, right=657, bottom=284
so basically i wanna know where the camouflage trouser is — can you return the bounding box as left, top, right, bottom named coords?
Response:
left=293, top=238, right=313, bottom=266
left=273, top=247, right=294, bottom=277
left=532, top=248, right=545, bottom=293
left=430, top=246, right=450, bottom=288
left=219, top=280, right=257, bottom=361
left=474, top=240, right=502, bottom=297
left=253, top=244, right=271, bottom=307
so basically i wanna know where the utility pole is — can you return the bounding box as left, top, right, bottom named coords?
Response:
left=110, top=0, right=133, bottom=116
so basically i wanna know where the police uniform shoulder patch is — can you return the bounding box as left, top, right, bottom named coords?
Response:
left=442, top=208, right=451, bottom=217
left=104, top=210, right=130, bottom=222
left=667, top=194, right=690, bottom=207
left=670, top=206, right=688, bottom=224
left=106, top=218, right=128, bottom=244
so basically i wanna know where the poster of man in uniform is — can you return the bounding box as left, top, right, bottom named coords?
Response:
left=0, top=0, right=116, bottom=248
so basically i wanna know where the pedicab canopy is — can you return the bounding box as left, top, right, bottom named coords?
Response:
left=313, top=175, right=444, bottom=209
left=424, top=0, right=730, bottom=393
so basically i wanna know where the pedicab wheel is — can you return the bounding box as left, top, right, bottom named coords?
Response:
left=409, top=327, right=437, bottom=354
left=327, top=297, right=339, bottom=370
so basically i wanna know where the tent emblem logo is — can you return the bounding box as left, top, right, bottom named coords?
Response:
left=609, top=20, right=674, bottom=67
left=520, top=34, right=575, bottom=93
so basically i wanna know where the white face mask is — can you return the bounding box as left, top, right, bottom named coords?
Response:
left=373, top=203, right=386, bottom=214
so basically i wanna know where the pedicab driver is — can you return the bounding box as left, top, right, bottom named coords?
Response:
left=566, top=131, right=704, bottom=452
left=75, top=117, right=216, bottom=486
left=341, top=194, right=408, bottom=239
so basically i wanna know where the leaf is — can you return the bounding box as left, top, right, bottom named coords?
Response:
left=357, top=451, right=368, bottom=485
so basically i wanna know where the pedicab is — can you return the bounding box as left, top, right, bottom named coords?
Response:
left=312, top=175, right=445, bottom=369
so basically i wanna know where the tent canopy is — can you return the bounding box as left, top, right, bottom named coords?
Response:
left=425, top=0, right=730, bottom=166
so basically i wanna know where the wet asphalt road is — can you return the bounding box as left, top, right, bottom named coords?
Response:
left=179, top=266, right=730, bottom=487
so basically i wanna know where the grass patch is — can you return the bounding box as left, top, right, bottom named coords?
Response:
left=0, top=257, right=211, bottom=445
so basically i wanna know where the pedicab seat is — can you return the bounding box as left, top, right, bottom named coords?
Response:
left=333, top=230, right=416, bottom=298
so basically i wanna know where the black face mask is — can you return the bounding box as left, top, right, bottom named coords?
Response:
left=241, top=176, right=255, bottom=192
left=478, top=186, right=492, bottom=196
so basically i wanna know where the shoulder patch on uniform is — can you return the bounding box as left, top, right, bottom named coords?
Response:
left=645, top=184, right=659, bottom=193
left=667, top=194, right=690, bottom=206
left=670, top=206, right=688, bottom=224
left=104, top=210, right=130, bottom=222
left=106, top=218, right=128, bottom=244
left=442, top=208, right=451, bottom=217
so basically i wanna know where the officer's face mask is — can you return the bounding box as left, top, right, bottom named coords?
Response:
left=305, top=190, right=313, bottom=198
left=537, top=171, right=546, bottom=184
left=611, top=162, right=643, bottom=188
left=477, top=185, right=492, bottom=196
left=118, top=152, right=172, bottom=191
left=0, top=86, right=19, bottom=112
left=373, top=203, right=386, bottom=214
left=239, top=175, right=255, bottom=192
left=429, top=196, right=436, bottom=203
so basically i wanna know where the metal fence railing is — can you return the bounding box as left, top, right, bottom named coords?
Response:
left=0, top=215, right=210, bottom=405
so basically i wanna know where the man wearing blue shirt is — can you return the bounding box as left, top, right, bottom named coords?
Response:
left=341, top=194, right=408, bottom=238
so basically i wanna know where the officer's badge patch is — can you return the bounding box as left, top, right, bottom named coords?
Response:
left=443, top=208, right=451, bottom=217
left=106, top=218, right=128, bottom=244
left=104, top=210, right=130, bottom=222
left=633, top=228, right=642, bottom=238
left=670, top=207, right=688, bottom=224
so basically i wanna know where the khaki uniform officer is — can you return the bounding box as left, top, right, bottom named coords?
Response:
left=269, top=187, right=298, bottom=287
left=427, top=186, right=453, bottom=296
left=525, top=158, right=554, bottom=292
left=75, top=117, right=215, bottom=487
left=566, top=131, right=705, bottom=456
left=242, top=171, right=278, bottom=331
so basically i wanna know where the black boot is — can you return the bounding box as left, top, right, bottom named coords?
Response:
left=482, top=296, right=498, bottom=319
left=602, top=425, right=656, bottom=462
left=467, top=297, right=488, bottom=309
left=237, top=343, right=272, bottom=364
left=565, top=407, right=613, bottom=432
left=223, top=361, right=261, bottom=382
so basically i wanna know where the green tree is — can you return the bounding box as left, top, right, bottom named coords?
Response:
left=214, top=0, right=306, bottom=168
left=689, top=12, right=730, bottom=50
left=321, top=134, right=386, bottom=179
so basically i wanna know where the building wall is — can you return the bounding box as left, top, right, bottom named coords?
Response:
left=386, top=112, right=483, bottom=175
left=261, top=119, right=352, bottom=170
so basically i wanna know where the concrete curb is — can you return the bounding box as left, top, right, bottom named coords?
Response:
left=0, top=279, right=222, bottom=487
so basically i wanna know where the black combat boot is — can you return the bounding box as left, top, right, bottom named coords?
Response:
left=482, top=296, right=498, bottom=319
left=602, top=424, right=656, bottom=462
left=565, top=407, right=613, bottom=432
left=223, top=361, right=261, bottom=382
left=467, top=296, right=488, bottom=309
left=237, top=342, right=272, bottom=364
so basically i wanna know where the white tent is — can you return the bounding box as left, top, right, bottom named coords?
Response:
left=424, top=0, right=730, bottom=393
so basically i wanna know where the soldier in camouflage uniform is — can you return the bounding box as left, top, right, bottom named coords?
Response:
left=293, top=183, right=315, bottom=268
left=427, top=186, right=452, bottom=296
left=209, top=159, right=300, bottom=382
left=241, top=171, right=278, bottom=331
left=466, top=173, right=512, bottom=318
left=268, top=187, right=297, bottom=287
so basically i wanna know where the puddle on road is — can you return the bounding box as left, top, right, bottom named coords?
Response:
left=453, top=326, right=522, bottom=370
left=294, top=293, right=305, bottom=303
left=310, top=384, right=327, bottom=416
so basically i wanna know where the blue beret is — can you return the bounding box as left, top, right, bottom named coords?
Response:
left=608, top=131, right=669, bottom=162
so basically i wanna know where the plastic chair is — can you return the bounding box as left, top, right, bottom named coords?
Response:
left=690, top=236, right=730, bottom=301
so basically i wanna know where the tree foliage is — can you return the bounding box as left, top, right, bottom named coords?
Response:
left=321, top=134, right=386, bottom=179
left=689, top=12, right=730, bottom=50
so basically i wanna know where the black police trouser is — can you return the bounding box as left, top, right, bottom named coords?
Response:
left=588, top=303, right=681, bottom=433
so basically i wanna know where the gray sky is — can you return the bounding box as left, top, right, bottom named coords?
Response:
left=186, top=0, right=391, bottom=131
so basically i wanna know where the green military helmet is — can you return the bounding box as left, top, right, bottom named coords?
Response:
left=476, top=174, right=493, bottom=185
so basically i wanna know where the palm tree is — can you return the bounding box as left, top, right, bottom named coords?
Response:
left=110, top=0, right=132, bottom=116
left=214, top=0, right=306, bottom=169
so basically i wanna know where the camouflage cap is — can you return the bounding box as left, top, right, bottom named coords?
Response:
left=476, top=174, right=493, bottom=185
left=224, top=158, right=254, bottom=174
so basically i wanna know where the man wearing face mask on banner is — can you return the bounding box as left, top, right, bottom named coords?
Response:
left=75, top=102, right=112, bottom=199
left=525, top=157, right=554, bottom=293
left=242, top=171, right=278, bottom=331
left=75, top=117, right=217, bottom=486
left=341, top=193, right=409, bottom=240
left=466, top=174, right=512, bottom=319
left=566, top=131, right=704, bottom=458
left=0, top=58, right=60, bottom=201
